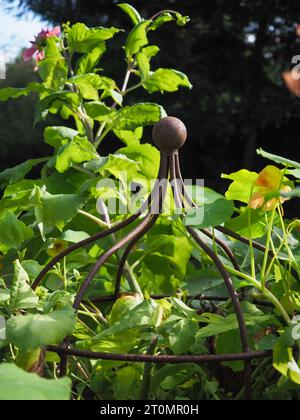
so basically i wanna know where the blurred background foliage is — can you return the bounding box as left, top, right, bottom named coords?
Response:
left=1, top=0, right=300, bottom=192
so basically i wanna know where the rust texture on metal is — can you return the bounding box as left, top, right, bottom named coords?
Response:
left=32, top=116, right=279, bottom=400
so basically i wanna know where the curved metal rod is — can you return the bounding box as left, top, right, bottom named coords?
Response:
left=31, top=156, right=169, bottom=291
left=73, top=213, right=154, bottom=309
left=114, top=157, right=169, bottom=296
left=73, top=157, right=170, bottom=310
left=186, top=226, right=252, bottom=400
left=32, top=215, right=141, bottom=290
left=170, top=155, right=252, bottom=398
left=47, top=344, right=271, bottom=364
left=172, top=155, right=241, bottom=271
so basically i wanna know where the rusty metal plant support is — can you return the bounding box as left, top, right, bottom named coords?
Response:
left=32, top=117, right=288, bottom=400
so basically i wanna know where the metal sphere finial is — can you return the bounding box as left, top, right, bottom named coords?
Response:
left=152, top=116, right=187, bottom=154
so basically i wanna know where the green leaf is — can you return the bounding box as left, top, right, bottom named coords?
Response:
left=151, top=13, right=173, bottom=30
left=118, top=3, right=142, bottom=25
left=106, top=89, right=123, bottom=106
left=144, top=68, right=192, bottom=93
left=67, top=23, right=120, bottom=54
left=125, top=20, right=152, bottom=58
left=0, top=87, right=29, bottom=102
left=0, top=83, right=49, bottom=102
left=0, top=212, right=33, bottom=253
left=75, top=45, right=107, bottom=75
left=118, top=143, right=160, bottom=181
left=35, top=192, right=87, bottom=236
left=34, top=91, right=80, bottom=125
left=224, top=208, right=266, bottom=239
left=113, top=127, right=143, bottom=146
left=0, top=364, right=71, bottom=400
left=55, top=135, right=98, bottom=173
left=9, top=260, right=38, bottom=312
left=286, top=169, right=300, bottom=179
left=169, top=318, right=198, bottom=355
left=114, top=103, right=166, bottom=131
left=69, top=74, right=106, bottom=100
left=136, top=46, right=160, bottom=81
left=60, top=230, right=90, bottom=243
left=38, top=38, right=68, bottom=90
left=184, top=198, right=234, bottom=228
left=0, top=158, right=48, bottom=187
left=44, top=126, right=78, bottom=149
left=109, top=294, right=143, bottom=325
left=257, top=148, right=300, bottom=170
left=84, top=300, right=162, bottom=349
left=216, top=329, right=244, bottom=372
left=0, top=186, right=43, bottom=214
left=86, top=153, right=140, bottom=181
left=196, top=313, right=272, bottom=339
left=222, top=169, right=258, bottom=203
left=6, top=305, right=75, bottom=351
left=84, top=101, right=114, bottom=121
left=273, top=329, right=294, bottom=377
left=112, top=366, right=140, bottom=400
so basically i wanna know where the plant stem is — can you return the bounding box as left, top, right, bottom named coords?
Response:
left=150, top=9, right=178, bottom=21
left=78, top=209, right=109, bottom=229
left=261, top=207, right=277, bottom=292
left=224, top=264, right=291, bottom=325
left=139, top=336, right=158, bottom=400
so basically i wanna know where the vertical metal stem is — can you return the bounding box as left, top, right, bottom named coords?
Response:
left=114, top=156, right=169, bottom=296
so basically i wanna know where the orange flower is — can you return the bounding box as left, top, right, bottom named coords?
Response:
left=249, top=165, right=291, bottom=211
left=282, top=71, right=300, bottom=97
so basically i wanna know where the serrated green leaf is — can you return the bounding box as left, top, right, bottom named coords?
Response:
left=67, top=23, right=120, bottom=54
left=44, top=126, right=78, bottom=149
left=118, top=143, right=160, bottom=179
left=55, top=135, right=98, bottom=173
left=136, top=46, right=159, bottom=81
left=38, top=38, right=68, bottom=90
left=114, top=102, right=166, bottom=131
left=75, top=45, right=106, bottom=75
left=125, top=20, right=151, bottom=58
left=144, top=68, right=192, bottom=93
left=34, top=91, right=80, bottom=125
left=84, top=101, right=114, bottom=121
left=0, top=158, right=48, bottom=187
left=113, top=126, right=143, bottom=146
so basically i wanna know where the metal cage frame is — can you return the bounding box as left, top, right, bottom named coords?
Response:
left=31, top=117, right=298, bottom=400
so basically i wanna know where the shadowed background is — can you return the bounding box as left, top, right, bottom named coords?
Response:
left=1, top=0, right=300, bottom=196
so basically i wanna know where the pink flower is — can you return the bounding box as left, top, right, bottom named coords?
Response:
left=23, top=27, right=61, bottom=63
